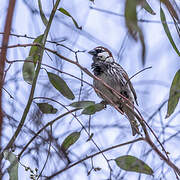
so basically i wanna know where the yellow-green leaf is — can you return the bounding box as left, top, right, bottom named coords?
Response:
left=86, top=133, right=94, bottom=142
left=125, top=0, right=138, bottom=40
left=47, top=71, right=75, bottom=100
left=70, top=101, right=95, bottom=108
left=58, top=8, right=82, bottom=30
left=38, top=0, right=48, bottom=26
left=61, top=132, right=81, bottom=151
left=125, top=0, right=146, bottom=65
left=29, top=34, right=44, bottom=65
left=115, top=155, right=153, bottom=175
left=166, top=69, right=180, bottom=118
left=139, top=29, right=146, bottom=66
left=37, top=103, right=57, bottom=114
left=82, top=103, right=105, bottom=115
left=139, top=0, right=156, bottom=15
left=160, top=0, right=179, bottom=21
left=160, top=7, right=180, bottom=56
left=3, top=150, right=19, bottom=180
left=22, top=56, right=35, bottom=84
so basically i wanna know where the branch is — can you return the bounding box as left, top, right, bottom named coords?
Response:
left=2, top=43, right=180, bottom=177
left=0, top=0, right=61, bottom=161
left=0, top=0, right=16, bottom=173
left=46, top=138, right=143, bottom=179
left=126, top=66, right=152, bottom=85
left=90, top=6, right=180, bottom=25
left=18, top=108, right=80, bottom=158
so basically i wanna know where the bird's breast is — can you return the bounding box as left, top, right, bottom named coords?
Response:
left=91, top=62, right=108, bottom=76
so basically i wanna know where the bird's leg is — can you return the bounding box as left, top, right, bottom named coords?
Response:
left=100, top=100, right=108, bottom=108
left=118, top=104, right=124, bottom=113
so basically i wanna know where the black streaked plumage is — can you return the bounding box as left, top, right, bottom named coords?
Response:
left=89, top=46, right=139, bottom=136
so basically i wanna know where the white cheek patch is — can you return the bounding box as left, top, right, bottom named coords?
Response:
left=98, top=52, right=110, bottom=60
left=98, top=52, right=114, bottom=62
left=105, top=56, right=114, bottom=62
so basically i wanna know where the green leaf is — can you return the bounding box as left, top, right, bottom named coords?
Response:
left=86, top=133, right=94, bottom=142
left=3, top=150, right=19, bottom=180
left=29, top=34, right=44, bottom=65
left=160, top=0, right=179, bottom=21
left=139, top=0, right=156, bottom=15
left=160, top=7, right=180, bottom=56
left=166, top=69, right=180, bottom=118
left=82, top=103, right=105, bottom=115
left=38, top=0, right=48, bottom=26
left=58, top=8, right=82, bottom=30
left=37, top=103, right=57, bottom=114
left=139, top=29, right=146, bottom=66
left=115, top=155, right=153, bottom=175
left=47, top=71, right=75, bottom=100
left=70, top=101, right=95, bottom=108
left=125, top=0, right=146, bottom=65
left=61, top=132, right=81, bottom=151
left=125, top=0, right=138, bottom=40
left=22, top=56, right=35, bottom=84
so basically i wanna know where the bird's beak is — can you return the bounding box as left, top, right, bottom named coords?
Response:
left=88, top=49, right=97, bottom=55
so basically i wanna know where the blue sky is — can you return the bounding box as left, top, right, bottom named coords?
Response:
left=1, top=0, right=180, bottom=179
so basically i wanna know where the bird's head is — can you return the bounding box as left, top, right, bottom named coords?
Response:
left=88, top=46, right=114, bottom=63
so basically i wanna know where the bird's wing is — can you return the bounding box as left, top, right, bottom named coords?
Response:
left=121, top=69, right=138, bottom=106
left=113, top=62, right=138, bottom=105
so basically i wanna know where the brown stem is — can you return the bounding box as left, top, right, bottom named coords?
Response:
left=46, top=138, right=143, bottom=179
left=0, top=0, right=16, bottom=176
left=2, top=43, right=180, bottom=177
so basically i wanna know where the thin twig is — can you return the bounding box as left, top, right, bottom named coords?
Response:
left=46, top=138, right=143, bottom=179
left=0, top=0, right=16, bottom=173
left=0, top=0, right=61, bottom=162
left=90, top=6, right=180, bottom=24
left=18, top=108, right=79, bottom=158
left=2, top=43, right=180, bottom=176
left=37, top=125, right=52, bottom=179
left=126, top=66, right=152, bottom=85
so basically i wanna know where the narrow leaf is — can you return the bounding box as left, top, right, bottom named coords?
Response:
left=139, top=29, right=146, bottom=66
left=58, top=8, right=82, bottom=29
left=38, top=0, right=48, bottom=26
left=115, top=155, right=153, bottom=175
left=47, top=72, right=75, bottom=100
left=86, top=133, right=94, bottom=142
left=160, top=7, right=180, bottom=56
left=166, top=69, right=180, bottom=118
left=93, top=103, right=105, bottom=111
left=70, top=101, right=95, bottom=108
left=37, top=103, right=57, bottom=114
left=172, top=16, right=180, bottom=38
left=29, top=34, right=44, bottom=65
left=140, top=0, right=156, bottom=15
left=82, top=105, right=96, bottom=115
left=161, top=0, right=179, bottom=21
left=125, top=0, right=138, bottom=40
left=22, top=56, right=35, bottom=85
left=61, top=132, right=81, bottom=151
left=3, top=150, right=19, bottom=180
left=82, top=103, right=105, bottom=115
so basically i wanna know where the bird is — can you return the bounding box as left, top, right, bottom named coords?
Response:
left=88, top=46, right=139, bottom=136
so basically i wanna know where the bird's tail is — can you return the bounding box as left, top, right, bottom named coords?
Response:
left=123, top=106, right=140, bottom=136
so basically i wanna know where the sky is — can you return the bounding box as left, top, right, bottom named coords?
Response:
left=0, top=0, right=180, bottom=179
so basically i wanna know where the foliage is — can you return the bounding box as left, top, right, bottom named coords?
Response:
left=0, top=0, right=180, bottom=180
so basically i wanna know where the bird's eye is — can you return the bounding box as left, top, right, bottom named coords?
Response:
left=96, top=49, right=103, bottom=53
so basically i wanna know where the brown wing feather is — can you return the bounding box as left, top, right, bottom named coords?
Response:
left=122, top=71, right=138, bottom=106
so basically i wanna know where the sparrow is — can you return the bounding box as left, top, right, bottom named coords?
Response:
left=88, top=46, right=139, bottom=136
